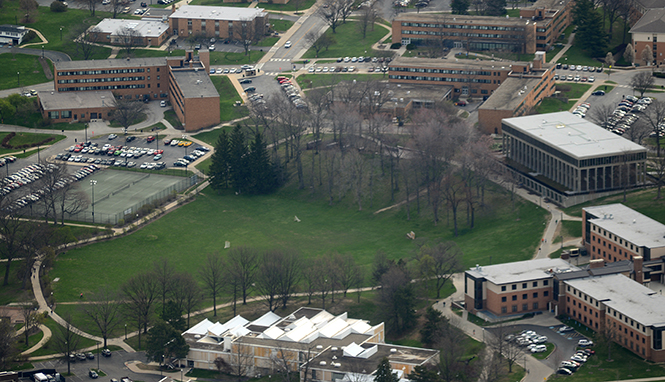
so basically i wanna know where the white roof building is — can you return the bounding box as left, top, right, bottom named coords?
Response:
left=170, top=5, right=267, bottom=21
left=94, top=18, right=170, bottom=39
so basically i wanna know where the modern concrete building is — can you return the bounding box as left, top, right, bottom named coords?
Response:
left=519, top=0, right=574, bottom=51
left=392, top=13, right=536, bottom=54
left=501, top=112, right=648, bottom=207
left=91, top=19, right=171, bottom=47
left=182, top=307, right=437, bottom=378
left=583, top=204, right=665, bottom=264
left=630, top=9, right=665, bottom=65
left=0, top=25, right=28, bottom=46
left=38, top=90, right=115, bottom=123
left=168, top=5, right=268, bottom=40
left=50, top=50, right=219, bottom=131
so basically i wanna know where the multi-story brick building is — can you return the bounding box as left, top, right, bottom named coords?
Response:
left=630, top=9, right=665, bottom=65
left=392, top=13, right=536, bottom=54
left=519, top=0, right=574, bottom=51
left=45, top=50, right=220, bottom=131
left=169, top=5, right=268, bottom=40
left=583, top=203, right=665, bottom=264
left=90, top=19, right=171, bottom=47
left=501, top=112, right=648, bottom=207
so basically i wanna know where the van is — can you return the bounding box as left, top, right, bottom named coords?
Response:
left=33, top=373, right=48, bottom=382
left=569, top=248, right=579, bottom=257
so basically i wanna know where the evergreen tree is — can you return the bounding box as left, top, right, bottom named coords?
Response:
left=420, top=306, right=444, bottom=347
left=247, top=132, right=277, bottom=194
left=572, top=0, right=607, bottom=57
left=407, top=365, right=439, bottom=382
left=209, top=129, right=230, bottom=191
left=228, top=125, right=249, bottom=193
left=485, top=0, right=506, bottom=16
left=145, top=321, right=189, bottom=364
left=374, top=358, right=399, bottom=382
left=451, top=0, right=469, bottom=14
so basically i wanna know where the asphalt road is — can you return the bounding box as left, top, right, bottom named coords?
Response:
left=0, top=46, right=70, bottom=63
left=33, top=351, right=162, bottom=382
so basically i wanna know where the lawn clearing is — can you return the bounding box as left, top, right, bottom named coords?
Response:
left=557, top=45, right=603, bottom=67
left=0, top=132, right=66, bottom=155
left=28, top=317, right=99, bottom=357
left=302, top=21, right=389, bottom=59
left=271, top=19, right=295, bottom=33
left=560, top=220, right=581, bottom=239
left=556, top=83, right=593, bottom=99
left=192, top=126, right=234, bottom=146
left=210, top=51, right=267, bottom=66
left=536, top=98, right=576, bottom=114
left=0, top=54, right=49, bottom=90
left=210, top=76, right=249, bottom=122
left=258, top=0, right=316, bottom=12
left=164, top=110, right=183, bottom=129
left=297, top=73, right=385, bottom=89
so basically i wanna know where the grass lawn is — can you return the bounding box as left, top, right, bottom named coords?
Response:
left=0, top=261, right=32, bottom=305
left=196, top=156, right=211, bottom=175
left=0, top=132, right=66, bottom=155
left=0, top=54, right=49, bottom=90
left=302, top=21, right=388, bottom=59
left=297, top=73, right=385, bottom=89
left=192, top=126, right=234, bottom=146
left=116, top=49, right=186, bottom=59
left=16, top=329, right=45, bottom=353
left=270, top=19, right=295, bottom=32
left=557, top=45, right=603, bottom=67
left=138, top=122, right=167, bottom=132
left=50, top=173, right=547, bottom=302
left=557, top=83, right=593, bottom=99
left=210, top=76, right=249, bottom=122
left=536, top=98, right=576, bottom=114
left=29, top=317, right=99, bottom=357
left=109, top=113, right=147, bottom=127
left=561, top=220, right=581, bottom=239
left=190, top=0, right=250, bottom=6
left=563, top=188, right=665, bottom=222
left=255, top=36, right=279, bottom=47
left=258, top=0, right=317, bottom=12
left=210, top=51, right=266, bottom=66
left=164, top=110, right=183, bottom=129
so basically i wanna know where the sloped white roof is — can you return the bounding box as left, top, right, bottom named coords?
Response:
left=349, top=320, right=372, bottom=334
left=319, top=317, right=349, bottom=338
left=230, top=326, right=251, bottom=337
left=184, top=318, right=213, bottom=335
left=197, top=336, right=220, bottom=344
left=310, top=310, right=335, bottom=325
left=283, top=319, right=316, bottom=342
left=251, top=311, right=281, bottom=327
left=343, top=342, right=365, bottom=357
left=208, top=322, right=226, bottom=337
left=259, top=325, right=284, bottom=340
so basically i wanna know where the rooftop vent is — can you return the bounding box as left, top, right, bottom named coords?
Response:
left=390, top=349, right=397, bottom=353
left=317, top=345, right=324, bottom=350
left=319, top=361, right=327, bottom=366
left=332, top=347, right=338, bottom=351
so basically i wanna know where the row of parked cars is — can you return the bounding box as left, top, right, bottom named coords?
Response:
left=277, top=76, right=307, bottom=109
left=556, top=63, right=604, bottom=73
left=557, top=341, right=595, bottom=375
left=572, top=102, right=591, bottom=118
left=604, top=95, right=652, bottom=136
left=555, top=73, right=596, bottom=82
left=1, top=162, right=53, bottom=203
left=173, top=146, right=209, bottom=167
left=505, top=330, right=549, bottom=353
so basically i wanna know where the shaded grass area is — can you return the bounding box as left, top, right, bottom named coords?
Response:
left=0, top=261, right=32, bottom=305
left=138, top=122, right=167, bottom=132
left=536, top=98, right=576, bottom=114
left=297, top=73, right=385, bottom=89
left=29, top=317, right=99, bottom=357
left=557, top=83, right=593, bottom=99
left=270, top=19, right=295, bottom=32
left=561, top=220, right=582, bottom=239
left=164, top=110, right=183, bottom=129
left=259, top=0, right=316, bottom=12
left=210, top=76, right=249, bottom=122
left=0, top=54, right=49, bottom=90
left=16, top=329, right=45, bottom=353
left=109, top=113, right=147, bottom=128
left=302, top=21, right=388, bottom=59
left=210, top=51, right=266, bottom=66
left=557, top=45, right=603, bottom=67
left=0, top=132, right=66, bottom=155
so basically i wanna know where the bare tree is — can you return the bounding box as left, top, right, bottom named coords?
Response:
left=331, top=253, right=360, bottom=297
left=109, top=0, right=125, bottom=18
left=270, top=344, right=297, bottom=382
left=20, top=300, right=40, bottom=346
left=256, top=250, right=282, bottom=311
left=486, top=324, right=523, bottom=373
left=170, top=272, right=203, bottom=328
left=81, top=289, right=120, bottom=348
left=639, top=99, right=665, bottom=156
left=624, top=120, right=651, bottom=145
left=310, top=257, right=332, bottom=309
left=442, top=172, right=466, bottom=236
left=601, top=320, right=619, bottom=361
left=277, top=250, right=301, bottom=309
left=69, top=24, right=102, bottom=61
left=116, top=26, right=144, bottom=57
left=228, top=246, right=258, bottom=305
left=57, top=182, right=89, bottom=225
left=19, top=0, right=38, bottom=22
left=305, top=31, right=336, bottom=58
left=0, top=319, right=18, bottom=370
left=589, top=103, right=618, bottom=128
left=623, top=44, right=635, bottom=65
left=199, top=252, right=225, bottom=316
left=122, top=271, right=158, bottom=348
left=75, top=0, right=97, bottom=15
left=416, top=241, right=462, bottom=298
left=650, top=154, right=665, bottom=199
left=112, top=96, right=145, bottom=132
left=357, top=4, right=377, bottom=39
left=230, top=343, right=254, bottom=377
left=317, top=0, right=345, bottom=33
left=52, top=313, right=81, bottom=374
left=234, top=17, right=261, bottom=57
left=153, top=258, right=176, bottom=318
left=0, top=206, right=29, bottom=286
left=641, top=45, right=653, bottom=66
left=630, top=71, right=654, bottom=97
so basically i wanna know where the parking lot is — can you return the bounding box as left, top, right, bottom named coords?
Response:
left=33, top=351, right=162, bottom=382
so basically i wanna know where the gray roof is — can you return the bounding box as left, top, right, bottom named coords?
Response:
left=94, top=18, right=169, bottom=38
left=394, top=12, right=531, bottom=26
left=0, top=24, right=27, bottom=34
left=309, top=343, right=439, bottom=374
left=523, top=0, right=570, bottom=11
left=480, top=76, right=544, bottom=111
left=391, top=56, right=527, bottom=70
left=583, top=204, right=665, bottom=249
left=39, top=91, right=115, bottom=110
left=170, top=69, right=218, bottom=99
left=466, top=258, right=578, bottom=285
left=633, top=0, right=665, bottom=10
left=630, top=9, right=665, bottom=34
left=565, top=274, right=665, bottom=327
left=170, top=5, right=267, bottom=21
left=502, top=112, right=647, bottom=160
left=56, top=57, right=168, bottom=71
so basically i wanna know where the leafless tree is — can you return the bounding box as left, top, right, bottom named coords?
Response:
left=20, top=300, right=40, bottom=346
left=438, top=317, right=477, bottom=382
left=344, top=150, right=367, bottom=211
left=116, top=26, right=144, bottom=57
left=624, top=43, right=635, bottom=65
left=486, top=324, right=523, bottom=373
left=331, top=253, right=360, bottom=297
left=230, top=343, right=254, bottom=377
left=52, top=313, right=81, bottom=374
left=0, top=319, right=17, bottom=370
left=650, top=154, right=665, bottom=199
left=256, top=250, right=282, bottom=311
left=357, top=4, right=377, bottom=39
left=441, top=173, right=466, bottom=236
left=75, top=0, right=98, bottom=15
left=171, top=272, right=203, bottom=328
left=598, top=0, right=624, bottom=34
left=589, top=103, right=617, bottom=128
left=305, top=31, right=335, bottom=58
left=323, top=147, right=341, bottom=205
left=624, top=120, right=651, bottom=145
left=415, top=241, right=462, bottom=298
left=309, top=257, right=332, bottom=309
left=19, top=0, right=38, bottom=22
left=57, top=182, right=89, bottom=225
left=0, top=202, right=30, bottom=286
left=641, top=45, right=653, bottom=66
left=199, top=252, right=225, bottom=316
left=81, top=289, right=120, bottom=347
left=69, top=25, right=103, bottom=61
left=270, top=344, right=297, bottom=382
left=277, top=250, right=301, bottom=309
left=228, top=246, right=258, bottom=305
left=234, top=17, right=262, bottom=57
left=630, top=71, right=654, bottom=97
left=112, top=96, right=145, bottom=132
left=317, top=0, right=345, bottom=33
left=153, top=258, right=176, bottom=318
left=601, top=319, right=619, bottom=361
left=638, top=99, right=665, bottom=156
left=122, top=271, right=158, bottom=348
left=109, top=0, right=125, bottom=18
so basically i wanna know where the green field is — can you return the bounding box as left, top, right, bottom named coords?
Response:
left=28, top=317, right=99, bottom=357
left=557, top=83, right=593, bottom=99
left=536, top=98, right=576, bottom=114
left=564, top=188, right=665, bottom=223
left=210, top=51, right=266, bottom=66
left=0, top=54, right=50, bottom=90
left=557, top=45, right=604, bottom=67
left=258, top=0, right=316, bottom=12
left=302, top=21, right=390, bottom=59
left=271, top=19, right=295, bottom=33
left=0, top=132, right=66, bottom=155
left=210, top=76, right=249, bottom=122
left=164, top=110, right=182, bottom=129
left=297, top=73, right=385, bottom=89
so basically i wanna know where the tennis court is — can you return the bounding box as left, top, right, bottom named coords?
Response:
left=69, top=169, right=196, bottom=225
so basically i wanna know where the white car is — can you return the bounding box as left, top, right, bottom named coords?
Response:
left=578, top=339, right=594, bottom=347
left=308, top=67, right=315, bottom=73
left=284, top=41, right=292, bottom=48
left=530, top=345, right=547, bottom=353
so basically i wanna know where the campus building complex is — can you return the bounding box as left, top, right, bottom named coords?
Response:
left=630, top=9, right=665, bottom=66
left=90, top=19, right=171, bottom=47
left=168, top=5, right=268, bottom=40
left=42, top=50, right=220, bottom=130
left=501, top=112, right=648, bottom=207
left=519, top=0, right=574, bottom=51
left=182, top=307, right=439, bottom=379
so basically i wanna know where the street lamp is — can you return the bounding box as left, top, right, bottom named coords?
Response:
left=60, top=27, right=63, bottom=41
left=85, top=123, right=89, bottom=143
left=182, top=135, right=188, bottom=173
left=41, top=45, right=44, bottom=58
left=97, top=342, right=100, bottom=370
left=90, top=180, right=97, bottom=223
left=124, top=323, right=127, bottom=339
left=17, top=72, right=20, bottom=88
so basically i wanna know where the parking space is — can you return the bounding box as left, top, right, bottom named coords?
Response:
left=554, top=63, right=604, bottom=83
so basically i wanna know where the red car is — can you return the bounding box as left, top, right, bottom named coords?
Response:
left=147, top=136, right=155, bottom=143
left=454, top=100, right=467, bottom=106
left=155, top=149, right=164, bottom=155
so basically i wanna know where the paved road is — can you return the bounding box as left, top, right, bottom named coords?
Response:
left=0, top=46, right=70, bottom=64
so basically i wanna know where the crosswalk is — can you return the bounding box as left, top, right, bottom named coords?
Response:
left=264, top=72, right=281, bottom=76
left=270, top=58, right=292, bottom=62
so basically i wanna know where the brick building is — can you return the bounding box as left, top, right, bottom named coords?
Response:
left=519, top=0, right=574, bottom=51
left=38, top=90, right=115, bottom=123
left=501, top=112, right=648, bottom=207
left=90, top=19, right=171, bottom=47
left=169, top=5, right=268, bottom=40
left=392, top=13, right=536, bottom=54
left=48, top=50, right=220, bottom=131
left=630, top=9, right=665, bottom=65
left=583, top=203, right=665, bottom=264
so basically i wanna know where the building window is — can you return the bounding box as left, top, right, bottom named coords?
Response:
left=502, top=297, right=507, bottom=302
left=544, top=280, right=548, bottom=286
left=512, top=295, right=517, bottom=301
left=512, top=284, right=517, bottom=290
left=533, top=302, right=538, bottom=309
left=61, top=110, right=71, bottom=118
left=501, top=286, right=506, bottom=291
left=512, top=305, right=517, bottom=312
left=522, top=283, right=527, bottom=289
left=544, top=291, right=549, bottom=297
left=522, top=294, right=527, bottom=300
left=533, top=292, right=538, bottom=298
left=532, top=281, right=538, bottom=287
left=49, top=111, right=59, bottom=119
left=157, top=76, right=160, bottom=80
left=501, top=306, right=507, bottom=313
left=522, top=304, right=528, bottom=311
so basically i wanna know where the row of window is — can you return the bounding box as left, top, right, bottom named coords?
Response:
left=500, top=291, right=549, bottom=302
left=57, top=76, right=145, bottom=84
left=388, top=75, right=492, bottom=83
left=390, top=67, right=496, bottom=76
left=48, top=110, right=72, bottom=119
left=591, top=225, right=637, bottom=252
left=58, top=84, right=146, bottom=92
left=402, top=30, right=524, bottom=40
left=578, top=151, right=646, bottom=168
left=500, top=302, right=538, bottom=313
left=400, top=22, right=525, bottom=32
left=500, top=280, right=549, bottom=292
left=57, top=68, right=148, bottom=76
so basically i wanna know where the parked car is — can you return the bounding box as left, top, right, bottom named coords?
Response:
left=591, top=90, right=605, bottom=96
left=89, top=370, right=98, bottom=379
left=239, top=79, right=252, bottom=84
left=578, top=339, right=594, bottom=347
left=556, top=368, right=573, bottom=375
left=108, top=134, right=117, bottom=140
left=454, top=100, right=467, bottom=106
left=86, top=352, right=95, bottom=359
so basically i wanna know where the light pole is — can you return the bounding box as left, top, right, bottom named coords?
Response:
left=182, top=135, right=188, bottom=173
left=60, top=27, right=63, bottom=41
left=85, top=123, right=89, bottom=143
left=90, top=180, right=97, bottom=223
left=41, top=45, right=44, bottom=58
left=124, top=324, right=127, bottom=339
left=17, top=72, right=20, bottom=88
left=97, top=342, right=100, bottom=370
left=37, top=145, right=40, bottom=161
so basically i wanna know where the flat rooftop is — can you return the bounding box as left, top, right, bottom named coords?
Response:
left=39, top=91, right=115, bottom=110
left=310, top=343, right=438, bottom=372
left=480, top=76, right=544, bottom=111
left=94, top=18, right=169, bottom=38
left=565, top=274, right=665, bottom=327
left=390, top=56, right=520, bottom=71
left=466, top=258, right=579, bottom=285
left=170, top=5, right=267, bottom=21
left=394, top=12, right=532, bottom=26
left=56, top=57, right=168, bottom=71
left=502, top=112, right=647, bottom=160
left=170, top=69, right=218, bottom=99
left=523, top=0, right=570, bottom=11
left=584, top=204, right=665, bottom=249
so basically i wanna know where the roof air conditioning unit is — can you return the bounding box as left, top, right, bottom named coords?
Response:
left=390, top=348, right=397, bottom=353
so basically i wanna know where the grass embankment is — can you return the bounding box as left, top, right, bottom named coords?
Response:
left=210, top=76, right=249, bottom=122
left=210, top=51, right=266, bottom=66
left=0, top=132, right=66, bottom=156
left=0, top=54, right=49, bottom=90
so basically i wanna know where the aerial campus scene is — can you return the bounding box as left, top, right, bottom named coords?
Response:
left=2, top=0, right=665, bottom=381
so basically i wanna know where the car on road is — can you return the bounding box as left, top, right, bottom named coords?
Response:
left=578, top=339, right=594, bottom=347
left=592, top=90, right=605, bottom=96
left=239, top=79, right=252, bottom=84
left=284, top=41, right=292, bottom=48
left=108, top=134, right=117, bottom=140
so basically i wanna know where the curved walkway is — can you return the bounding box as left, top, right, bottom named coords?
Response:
left=20, top=28, right=49, bottom=48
